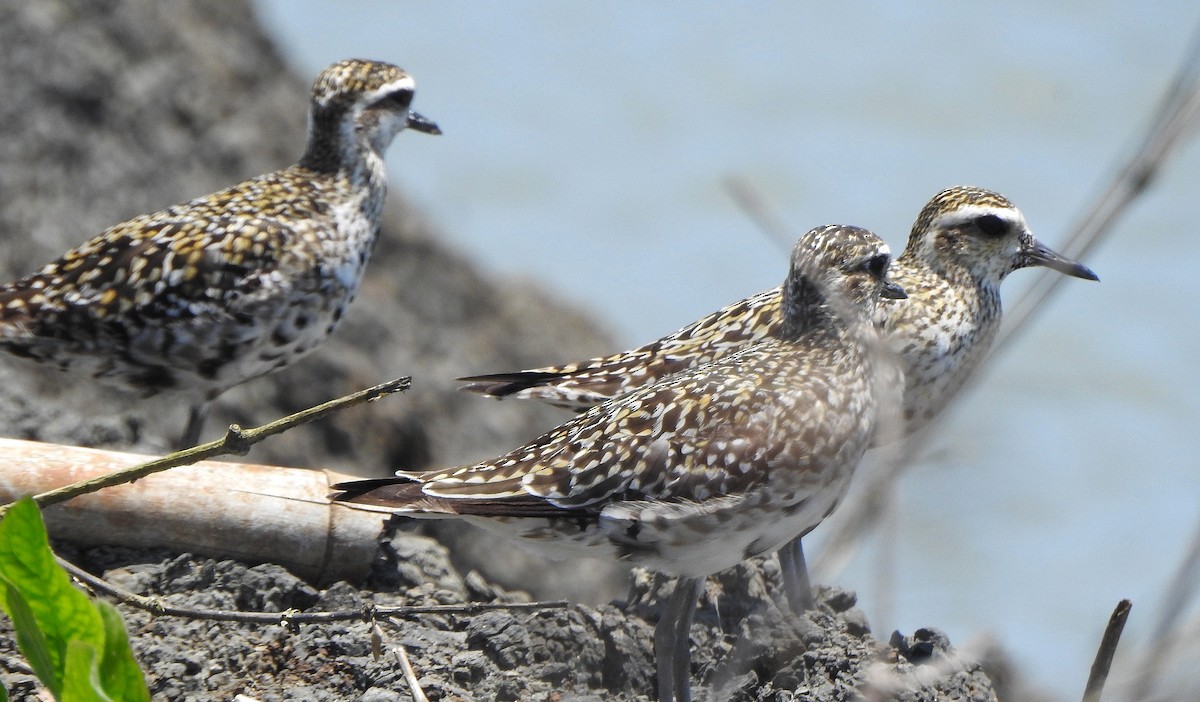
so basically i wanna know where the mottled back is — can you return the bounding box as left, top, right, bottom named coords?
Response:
left=338, top=224, right=902, bottom=577
left=0, top=58, right=439, bottom=445
left=459, top=186, right=1096, bottom=435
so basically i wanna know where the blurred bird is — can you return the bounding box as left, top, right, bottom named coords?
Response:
left=336, top=223, right=906, bottom=702
left=0, top=59, right=440, bottom=447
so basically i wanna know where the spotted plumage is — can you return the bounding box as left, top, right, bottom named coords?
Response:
left=0, top=59, right=439, bottom=446
left=336, top=224, right=906, bottom=702
left=460, top=185, right=1098, bottom=435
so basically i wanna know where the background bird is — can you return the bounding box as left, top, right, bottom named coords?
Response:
left=0, top=58, right=440, bottom=447
left=336, top=223, right=906, bottom=702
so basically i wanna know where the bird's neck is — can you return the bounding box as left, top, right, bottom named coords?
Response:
left=779, top=275, right=836, bottom=341
left=898, top=249, right=994, bottom=294
left=298, top=107, right=385, bottom=190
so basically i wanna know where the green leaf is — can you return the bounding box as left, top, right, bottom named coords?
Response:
left=0, top=497, right=101, bottom=697
left=0, top=498, right=149, bottom=701
left=93, top=602, right=149, bottom=702
left=60, top=605, right=150, bottom=702
left=62, top=639, right=109, bottom=702
left=2, top=581, right=59, bottom=696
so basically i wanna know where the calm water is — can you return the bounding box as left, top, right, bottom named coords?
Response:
left=256, top=2, right=1200, bottom=697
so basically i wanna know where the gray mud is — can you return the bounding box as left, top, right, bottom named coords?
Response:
left=2, top=527, right=997, bottom=701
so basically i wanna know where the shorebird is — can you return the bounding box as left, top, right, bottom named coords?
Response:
left=0, top=59, right=439, bottom=447
left=459, top=186, right=1098, bottom=610
left=459, top=186, right=1097, bottom=432
left=335, top=223, right=907, bottom=702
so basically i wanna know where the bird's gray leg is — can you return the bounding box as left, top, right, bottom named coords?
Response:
left=178, top=400, right=210, bottom=449
left=655, top=576, right=703, bottom=702
left=779, top=536, right=815, bottom=613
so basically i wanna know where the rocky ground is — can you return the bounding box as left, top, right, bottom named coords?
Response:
left=1, top=528, right=1000, bottom=701
left=0, top=2, right=1014, bottom=700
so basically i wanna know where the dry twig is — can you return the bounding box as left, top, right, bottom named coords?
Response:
left=9, top=376, right=410, bottom=514
left=1082, top=599, right=1132, bottom=702
left=723, top=174, right=796, bottom=253
left=1130, top=516, right=1200, bottom=701
left=394, top=645, right=431, bottom=702
left=2, top=375, right=573, bottom=632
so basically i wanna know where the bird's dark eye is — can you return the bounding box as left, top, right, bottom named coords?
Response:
left=375, top=88, right=413, bottom=110
left=862, top=253, right=889, bottom=279
left=973, top=213, right=1008, bottom=238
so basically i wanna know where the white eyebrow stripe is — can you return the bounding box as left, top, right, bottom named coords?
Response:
left=937, top=204, right=1022, bottom=228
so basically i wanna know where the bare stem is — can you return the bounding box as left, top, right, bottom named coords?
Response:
left=8, top=376, right=411, bottom=514
left=1081, top=599, right=1132, bottom=702
left=722, top=174, right=796, bottom=253
left=1129, top=514, right=1200, bottom=701
left=394, top=645, right=431, bottom=702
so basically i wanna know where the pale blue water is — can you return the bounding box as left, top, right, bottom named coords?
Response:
left=256, top=2, right=1200, bottom=697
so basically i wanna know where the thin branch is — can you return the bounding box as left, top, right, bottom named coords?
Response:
left=58, top=552, right=568, bottom=624
left=1082, top=599, right=1132, bottom=702
left=1129, top=515, right=1200, bottom=701
left=811, top=435, right=924, bottom=578
left=723, top=174, right=796, bottom=253
left=1149, top=518, right=1200, bottom=644
left=394, top=645, right=431, bottom=702
left=12, top=376, right=411, bottom=513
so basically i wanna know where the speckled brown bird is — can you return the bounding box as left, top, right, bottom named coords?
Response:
left=460, top=186, right=1096, bottom=433
left=0, top=59, right=440, bottom=447
left=335, top=224, right=907, bottom=702
left=458, top=185, right=1098, bottom=613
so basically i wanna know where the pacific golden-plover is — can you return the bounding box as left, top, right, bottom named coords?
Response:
left=336, top=223, right=906, bottom=702
left=459, top=185, right=1098, bottom=611
left=0, top=59, right=439, bottom=447
left=460, top=186, right=1096, bottom=430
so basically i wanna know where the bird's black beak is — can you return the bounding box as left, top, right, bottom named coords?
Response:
left=1021, top=240, right=1099, bottom=281
left=881, top=280, right=907, bottom=300
left=406, top=111, right=442, bottom=135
